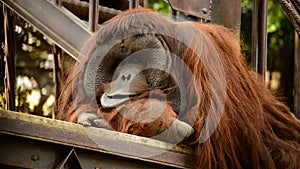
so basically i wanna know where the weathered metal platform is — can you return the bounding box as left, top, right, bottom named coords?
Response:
left=0, top=110, right=193, bottom=168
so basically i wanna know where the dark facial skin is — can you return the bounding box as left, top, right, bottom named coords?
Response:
left=96, top=35, right=172, bottom=109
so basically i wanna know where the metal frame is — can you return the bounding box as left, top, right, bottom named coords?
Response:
left=295, top=33, right=300, bottom=117
left=168, top=0, right=241, bottom=33
left=251, top=0, right=268, bottom=81
left=1, top=0, right=92, bottom=60
left=3, top=5, right=16, bottom=111
left=0, top=110, right=193, bottom=168
left=88, top=0, right=99, bottom=32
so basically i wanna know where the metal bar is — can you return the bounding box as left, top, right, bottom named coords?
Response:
left=129, top=0, right=139, bottom=9
left=211, top=0, right=241, bottom=33
left=134, top=0, right=140, bottom=8
left=88, top=0, right=99, bottom=32
left=52, top=0, right=62, bottom=119
left=171, top=9, right=179, bottom=21
left=143, top=0, right=148, bottom=8
left=171, top=10, right=189, bottom=22
left=0, top=110, right=194, bottom=168
left=56, top=0, right=61, bottom=5
left=0, top=133, right=188, bottom=169
left=251, top=0, right=268, bottom=81
left=257, top=0, right=268, bottom=81
left=3, top=5, right=16, bottom=111
left=295, top=33, right=300, bottom=118
left=129, top=0, right=133, bottom=9
left=0, top=134, right=68, bottom=168
left=168, top=0, right=211, bottom=20
left=251, top=0, right=259, bottom=73
left=52, top=0, right=61, bottom=6
left=61, top=0, right=121, bottom=22
left=1, top=0, right=92, bottom=60
left=168, top=0, right=241, bottom=33
left=52, top=44, right=62, bottom=119
left=57, top=149, right=83, bottom=169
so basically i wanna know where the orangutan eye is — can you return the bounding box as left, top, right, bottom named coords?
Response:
left=120, top=43, right=125, bottom=50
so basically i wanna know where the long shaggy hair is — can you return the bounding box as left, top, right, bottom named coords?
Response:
left=56, top=8, right=300, bottom=169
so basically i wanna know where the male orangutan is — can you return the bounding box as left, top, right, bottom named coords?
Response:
left=56, top=8, right=300, bottom=169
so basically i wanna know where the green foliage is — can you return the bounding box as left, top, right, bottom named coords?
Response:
left=0, top=14, right=60, bottom=115
left=0, top=92, right=5, bottom=110
left=242, top=0, right=252, bottom=9
left=242, top=0, right=292, bottom=33
left=148, top=0, right=171, bottom=14
left=241, top=0, right=295, bottom=109
left=241, top=0, right=295, bottom=58
left=267, top=1, right=286, bottom=33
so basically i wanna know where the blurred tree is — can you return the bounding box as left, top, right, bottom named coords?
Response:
left=241, top=0, right=295, bottom=111
left=0, top=2, right=70, bottom=116
left=148, top=0, right=170, bottom=14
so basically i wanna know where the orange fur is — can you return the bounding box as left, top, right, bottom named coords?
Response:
left=57, top=8, right=300, bottom=169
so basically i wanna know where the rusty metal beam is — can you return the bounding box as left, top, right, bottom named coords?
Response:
left=210, top=0, right=241, bottom=33
left=251, top=0, right=268, bottom=81
left=60, top=0, right=122, bottom=23
left=168, top=0, right=241, bottom=33
left=129, top=0, right=140, bottom=9
left=0, top=135, right=68, bottom=168
left=295, top=33, right=300, bottom=118
left=3, top=5, right=16, bottom=111
left=52, top=44, right=63, bottom=119
left=51, top=0, right=63, bottom=119
left=88, top=0, right=99, bottom=32
left=143, top=0, right=148, bottom=8
left=1, top=0, right=92, bottom=60
left=168, top=0, right=212, bottom=20
left=0, top=110, right=193, bottom=168
left=0, top=134, right=191, bottom=169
